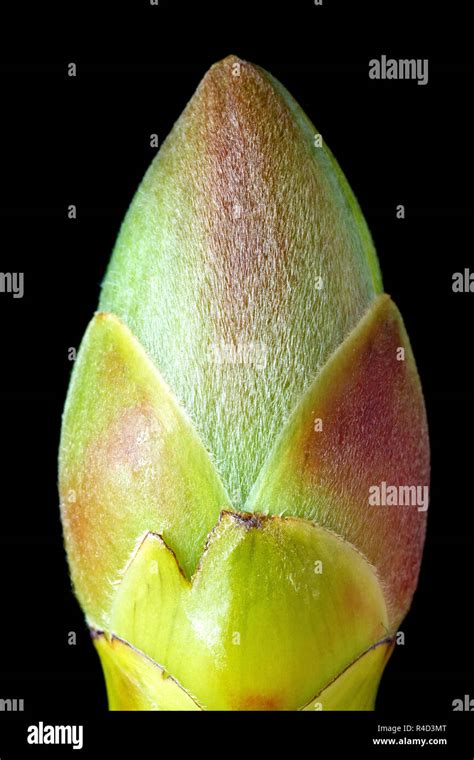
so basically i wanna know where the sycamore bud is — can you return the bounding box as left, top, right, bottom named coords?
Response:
left=59, top=55, right=429, bottom=711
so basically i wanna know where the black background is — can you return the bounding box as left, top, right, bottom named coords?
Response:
left=0, top=0, right=473, bottom=755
